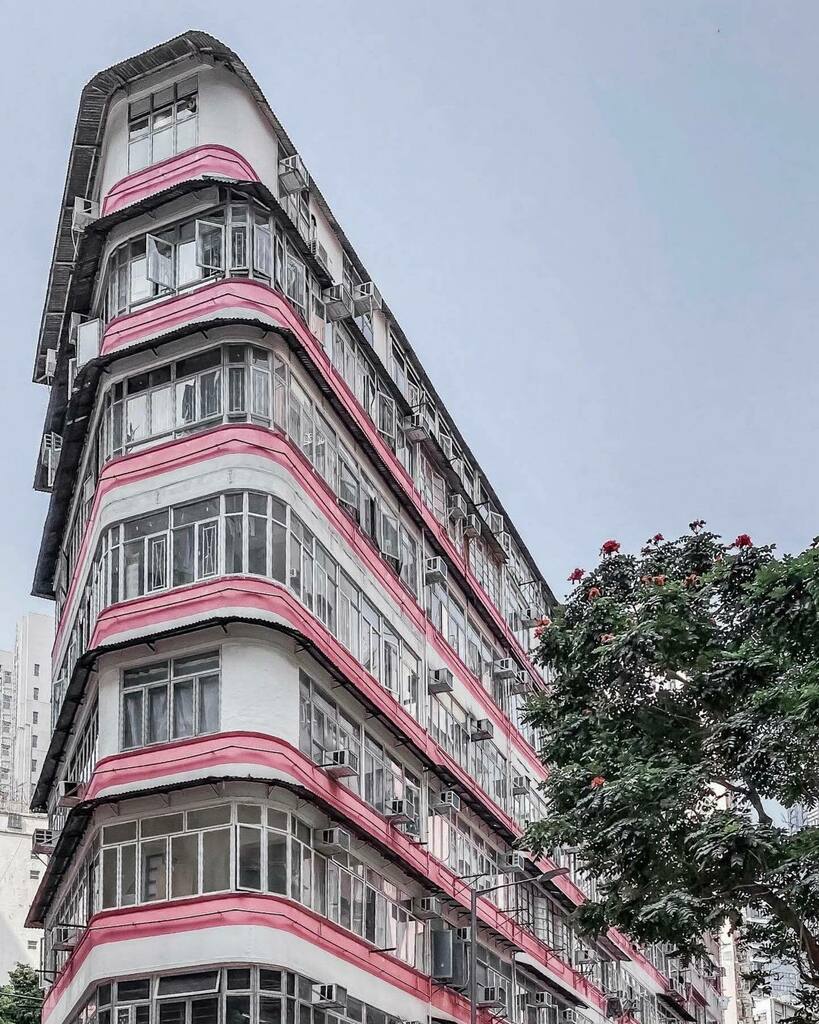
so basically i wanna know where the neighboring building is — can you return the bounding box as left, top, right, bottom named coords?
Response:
left=0, top=808, right=47, bottom=982
left=27, top=32, right=726, bottom=1024
left=0, top=614, right=53, bottom=982
left=787, top=802, right=819, bottom=833
left=11, top=613, right=54, bottom=807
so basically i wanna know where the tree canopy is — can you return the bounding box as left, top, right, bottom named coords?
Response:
left=523, top=524, right=819, bottom=1020
left=0, top=964, right=43, bottom=1024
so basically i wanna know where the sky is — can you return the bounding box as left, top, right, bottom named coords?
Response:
left=2, top=0, right=819, bottom=646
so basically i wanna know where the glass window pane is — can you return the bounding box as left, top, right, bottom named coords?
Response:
left=238, top=826, right=262, bottom=890
left=121, top=844, right=137, bottom=906
left=225, top=514, right=244, bottom=574
left=122, top=690, right=143, bottom=749
left=102, top=847, right=118, bottom=908
left=225, top=997, right=250, bottom=1024
left=151, top=385, right=174, bottom=435
left=267, top=831, right=287, bottom=894
left=152, top=126, right=174, bottom=163
left=172, top=680, right=194, bottom=738
left=140, top=839, right=167, bottom=901
left=202, top=828, right=231, bottom=892
left=172, top=525, right=195, bottom=586
left=248, top=515, right=267, bottom=575
left=198, top=676, right=219, bottom=735
left=171, top=832, right=199, bottom=898
left=146, top=685, right=168, bottom=744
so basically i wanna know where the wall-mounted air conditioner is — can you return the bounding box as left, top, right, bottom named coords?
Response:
left=72, top=197, right=99, bottom=232
left=470, top=718, right=494, bottom=741
left=501, top=852, right=527, bottom=874
left=521, top=606, right=543, bottom=629
left=322, top=284, right=353, bottom=322
left=313, top=827, right=351, bottom=856
left=464, top=514, right=482, bottom=539
left=478, top=987, right=506, bottom=1009
left=41, top=434, right=63, bottom=490
left=32, top=829, right=58, bottom=854
left=312, top=983, right=346, bottom=1010
left=402, top=411, right=433, bottom=442
left=428, top=667, right=454, bottom=694
left=509, top=671, right=532, bottom=696
left=492, top=658, right=517, bottom=681
left=512, top=775, right=530, bottom=796
left=386, top=798, right=412, bottom=824
left=353, top=281, right=382, bottom=314
left=44, top=349, right=57, bottom=383
left=448, top=494, right=468, bottom=521
left=431, top=790, right=461, bottom=814
left=308, top=238, right=330, bottom=273
left=574, top=948, right=596, bottom=966
left=410, top=896, right=443, bottom=920
left=424, top=557, right=447, bottom=585
left=322, top=749, right=359, bottom=779
left=279, top=154, right=309, bottom=194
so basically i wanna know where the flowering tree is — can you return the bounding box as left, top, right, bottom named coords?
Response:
left=524, top=525, right=819, bottom=1020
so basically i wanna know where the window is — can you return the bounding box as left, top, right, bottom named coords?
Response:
left=33, top=663, right=40, bottom=677
left=7, top=813, right=22, bottom=830
left=27, top=940, right=37, bottom=950
left=30, top=759, right=37, bottom=774
left=121, top=652, right=220, bottom=750
left=30, top=870, right=40, bottom=880
left=31, top=735, right=37, bottom=750
left=128, top=77, right=198, bottom=171
left=33, top=688, right=39, bottom=701
left=32, top=712, right=38, bottom=725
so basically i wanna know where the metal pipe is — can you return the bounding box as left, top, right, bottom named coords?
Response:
left=470, top=885, right=478, bottom=1024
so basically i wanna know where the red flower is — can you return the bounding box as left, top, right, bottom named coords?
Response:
left=652, top=533, right=664, bottom=544
left=601, top=539, right=621, bottom=556
left=684, top=573, right=700, bottom=588
left=568, top=568, right=585, bottom=583
left=587, top=587, right=602, bottom=601
left=652, top=575, right=667, bottom=586
left=689, top=519, right=706, bottom=532
left=599, top=633, right=615, bottom=644
left=732, top=534, right=753, bottom=548
left=538, top=616, right=552, bottom=628
left=590, top=776, right=606, bottom=788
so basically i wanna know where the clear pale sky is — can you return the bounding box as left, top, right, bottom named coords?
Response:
left=2, top=0, right=818, bottom=646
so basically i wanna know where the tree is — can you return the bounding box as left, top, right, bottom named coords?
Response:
left=523, top=524, right=819, bottom=1021
left=0, top=964, right=42, bottom=1024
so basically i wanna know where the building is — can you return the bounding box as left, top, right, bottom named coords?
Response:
left=0, top=808, right=47, bottom=982
left=26, top=32, right=726, bottom=1024
left=12, top=613, right=54, bottom=808
left=0, top=613, right=53, bottom=982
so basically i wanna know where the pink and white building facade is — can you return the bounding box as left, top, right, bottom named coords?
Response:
left=28, top=31, right=726, bottom=1024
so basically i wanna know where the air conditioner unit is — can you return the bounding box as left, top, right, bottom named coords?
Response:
left=312, top=983, right=346, bottom=1010
left=57, top=780, right=83, bottom=808
left=41, top=433, right=63, bottom=490
left=448, top=494, right=468, bottom=520
left=279, top=154, right=309, bottom=194
left=498, top=531, right=513, bottom=556
left=605, top=994, right=625, bottom=1018
left=470, top=718, right=494, bottom=741
left=438, top=433, right=454, bottom=460
left=308, top=238, right=330, bottom=273
left=322, top=283, right=354, bottom=322
left=76, top=317, right=102, bottom=368
left=509, top=671, right=532, bottom=696
left=530, top=994, right=553, bottom=1008
left=402, top=410, right=433, bottom=443
left=72, top=197, right=99, bottom=232
left=485, top=510, right=505, bottom=535
left=32, top=829, right=58, bottom=854
left=410, top=896, right=443, bottom=920
left=493, top=658, right=517, bottom=681
left=455, top=926, right=472, bottom=942
left=424, top=557, right=447, bottom=585
left=427, top=667, right=454, bottom=694
left=53, top=930, right=80, bottom=953
left=478, top=987, right=506, bottom=1009
left=521, top=606, right=543, bottom=629
left=560, top=1010, right=583, bottom=1024
left=574, top=948, right=596, bottom=966
left=44, top=349, right=57, bottom=383
left=353, top=281, right=382, bottom=314
left=386, top=798, right=412, bottom=824
left=323, top=749, right=360, bottom=779
left=512, top=775, right=530, bottom=795
left=431, top=790, right=461, bottom=814
left=501, top=851, right=528, bottom=874
left=313, top=827, right=352, bottom=856
left=464, top=514, right=482, bottom=539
